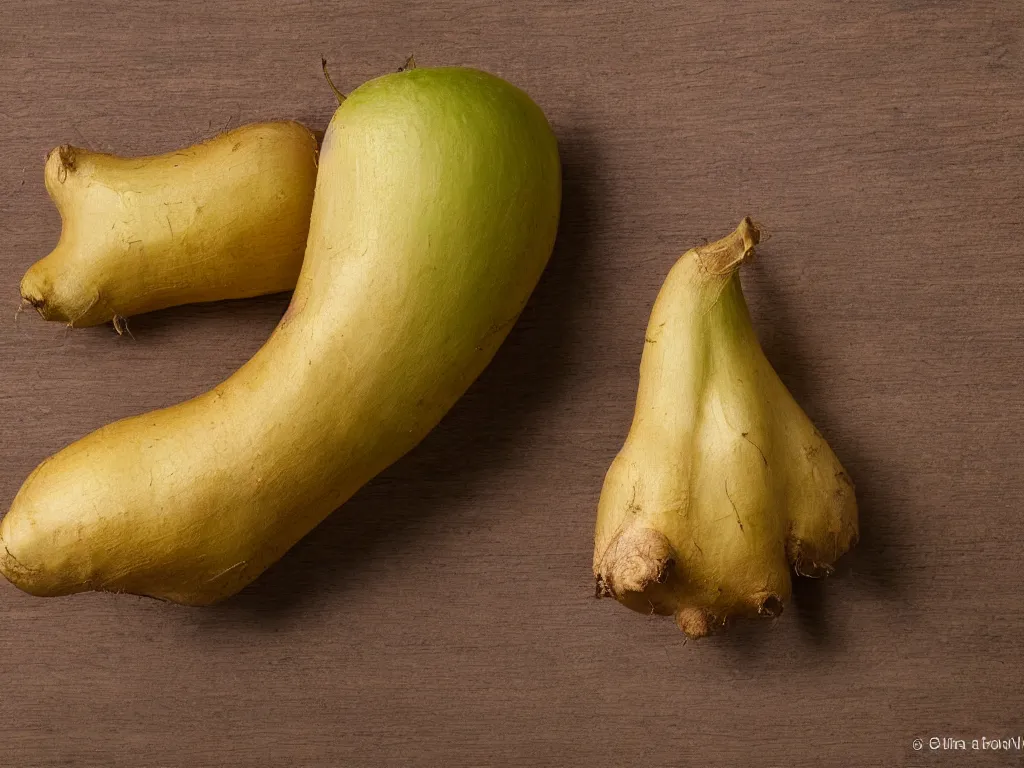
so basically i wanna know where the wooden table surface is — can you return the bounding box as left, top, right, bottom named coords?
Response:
left=2, top=1, right=1022, bottom=766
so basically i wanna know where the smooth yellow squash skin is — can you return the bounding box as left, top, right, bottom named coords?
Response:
left=20, top=121, right=319, bottom=327
left=1, top=68, right=561, bottom=603
left=594, top=219, right=858, bottom=637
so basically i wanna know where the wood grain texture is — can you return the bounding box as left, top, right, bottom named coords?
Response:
left=1, top=1, right=1022, bottom=765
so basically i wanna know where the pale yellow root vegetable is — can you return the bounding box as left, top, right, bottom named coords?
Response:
left=20, top=121, right=319, bottom=328
left=0, top=67, right=560, bottom=604
left=593, top=219, right=858, bottom=637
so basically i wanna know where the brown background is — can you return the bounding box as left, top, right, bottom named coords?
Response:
left=1, top=1, right=1022, bottom=766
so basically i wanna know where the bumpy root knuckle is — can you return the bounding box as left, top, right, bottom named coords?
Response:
left=595, top=527, right=675, bottom=597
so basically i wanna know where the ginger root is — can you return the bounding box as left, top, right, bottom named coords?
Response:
left=20, top=121, right=319, bottom=328
left=594, top=218, right=858, bottom=637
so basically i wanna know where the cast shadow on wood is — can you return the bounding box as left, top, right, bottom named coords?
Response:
left=122, top=292, right=292, bottom=342
left=198, top=129, right=600, bottom=625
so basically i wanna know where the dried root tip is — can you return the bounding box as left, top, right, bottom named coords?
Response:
left=787, top=537, right=839, bottom=578
left=793, top=559, right=835, bottom=578
left=15, top=298, right=29, bottom=324
left=46, top=144, right=78, bottom=184
left=674, top=594, right=783, bottom=638
left=19, top=283, right=51, bottom=319
left=756, top=593, right=784, bottom=618
left=111, top=315, right=134, bottom=338
left=594, top=527, right=674, bottom=598
left=18, top=293, right=39, bottom=309
left=695, top=216, right=761, bottom=276
left=58, top=145, right=76, bottom=170
left=675, top=607, right=724, bottom=638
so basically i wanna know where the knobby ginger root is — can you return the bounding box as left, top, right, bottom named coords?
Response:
left=593, top=218, right=858, bottom=637
left=20, top=121, right=319, bottom=328
left=0, top=68, right=560, bottom=604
